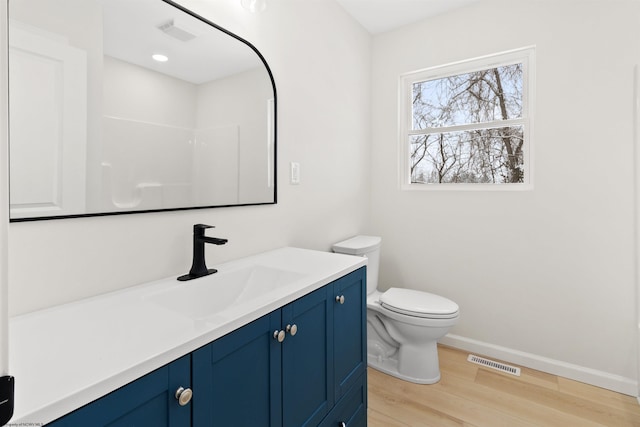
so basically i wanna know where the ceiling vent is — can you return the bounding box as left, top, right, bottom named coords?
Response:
left=158, top=20, right=196, bottom=42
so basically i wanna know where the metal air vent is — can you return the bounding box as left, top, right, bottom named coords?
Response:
left=467, top=354, right=521, bottom=376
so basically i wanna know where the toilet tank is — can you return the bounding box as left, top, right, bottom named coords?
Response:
left=332, top=235, right=381, bottom=295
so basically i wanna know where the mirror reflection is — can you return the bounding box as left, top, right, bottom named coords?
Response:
left=8, top=0, right=277, bottom=221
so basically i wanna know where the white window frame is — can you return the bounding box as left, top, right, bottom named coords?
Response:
left=398, top=46, right=535, bottom=191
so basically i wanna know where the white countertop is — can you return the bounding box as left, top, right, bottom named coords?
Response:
left=9, top=247, right=366, bottom=425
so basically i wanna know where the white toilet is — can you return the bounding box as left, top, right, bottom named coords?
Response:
left=333, top=235, right=459, bottom=384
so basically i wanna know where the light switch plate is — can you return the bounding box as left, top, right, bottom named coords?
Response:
left=290, top=162, right=300, bottom=184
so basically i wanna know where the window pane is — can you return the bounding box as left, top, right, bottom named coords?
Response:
left=410, top=126, right=524, bottom=184
left=412, top=63, right=522, bottom=130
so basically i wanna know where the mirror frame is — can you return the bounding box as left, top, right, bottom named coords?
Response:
left=8, top=0, right=277, bottom=222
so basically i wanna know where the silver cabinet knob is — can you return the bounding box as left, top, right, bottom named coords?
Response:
left=273, top=329, right=286, bottom=342
left=286, top=324, right=298, bottom=336
left=338, top=422, right=346, bottom=427
left=336, top=295, right=345, bottom=304
left=175, top=387, right=193, bottom=406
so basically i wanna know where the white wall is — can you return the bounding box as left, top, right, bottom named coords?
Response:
left=7, top=0, right=371, bottom=316
left=102, top=59, right=272, bottom=209
left=370, top=0, right=640, bottom=394
left=196, top=67, right=273, bottom=204
left=102, top=55, right=197, bottom=128
left=102, top=56, right=197, bottom=210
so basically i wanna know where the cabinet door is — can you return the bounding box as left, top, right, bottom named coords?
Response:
left=47, top=355, right=191, bottom=427
left=333, top=267, right=366, bottom=399
left=281, top=285, right=333, bottom=427
left=192, top=311, right=282, bottom=427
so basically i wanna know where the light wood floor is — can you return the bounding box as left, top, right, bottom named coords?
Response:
left=367, top=345, right=640, bottom=427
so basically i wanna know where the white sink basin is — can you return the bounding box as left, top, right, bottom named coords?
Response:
left=145, top=265, right=305, bottom=319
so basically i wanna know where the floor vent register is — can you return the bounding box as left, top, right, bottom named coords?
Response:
left=467, top=354, right=521, bottom=376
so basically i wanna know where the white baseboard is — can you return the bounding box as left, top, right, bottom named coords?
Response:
left=440, top=334, right=638, bottom=397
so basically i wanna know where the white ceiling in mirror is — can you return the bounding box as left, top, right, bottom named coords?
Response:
left=102, top=0, right=260, bottom=84
left=336, top=0, right=481, bottom=34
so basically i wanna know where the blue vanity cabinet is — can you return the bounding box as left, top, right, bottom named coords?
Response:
left=44, top=267, right=366, bottom=427
left=191, top=310, right=283, bottom=427
left=46, top=355, right=192, bottom=427
left=318, top=267, right=368, bottom=427
left=319, top=372, right=367, bottom=427
left=191, top=285, right=334, bottom=427
left=281, top=285, right=333, bottom=427
left=332, top=268, right=367, bottom=400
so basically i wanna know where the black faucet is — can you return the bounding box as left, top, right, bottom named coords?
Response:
left=178, top=224, right=228, bottom=281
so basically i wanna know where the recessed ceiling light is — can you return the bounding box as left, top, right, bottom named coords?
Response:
left=152, top=54, right=168, bottom=62
left=241, top=0, right=267, bottom=13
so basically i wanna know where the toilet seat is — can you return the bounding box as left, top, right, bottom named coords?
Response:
left=380, top=288, right=459, bottom=319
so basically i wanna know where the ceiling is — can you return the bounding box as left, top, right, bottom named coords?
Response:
left=102, top=0, right=262, bottom=84
left=101, top=0, right=481, bottom=84
left=335, top=0, right=481, bottom=34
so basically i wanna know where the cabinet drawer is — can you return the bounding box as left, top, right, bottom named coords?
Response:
left=319, top=372, right=367, bottom=427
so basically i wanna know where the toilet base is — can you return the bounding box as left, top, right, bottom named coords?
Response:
left=367, top=352, right=441, bottom=384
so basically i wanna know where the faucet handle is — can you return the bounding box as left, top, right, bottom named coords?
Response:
left=193, top=224, right=214, bottom=235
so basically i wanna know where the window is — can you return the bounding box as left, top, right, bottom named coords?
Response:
left=399, top=47, right=534, bottom=189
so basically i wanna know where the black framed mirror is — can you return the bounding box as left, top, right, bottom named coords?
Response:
left=7, top=0, right=277, bottom=221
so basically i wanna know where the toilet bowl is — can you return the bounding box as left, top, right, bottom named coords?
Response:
left=333, top=236, right=459, bottom=384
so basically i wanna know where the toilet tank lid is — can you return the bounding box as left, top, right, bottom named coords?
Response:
left=333, top=235, right=382, bottom=255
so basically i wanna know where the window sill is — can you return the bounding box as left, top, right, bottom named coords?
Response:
left=400, top=183, right=533, bottom=192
